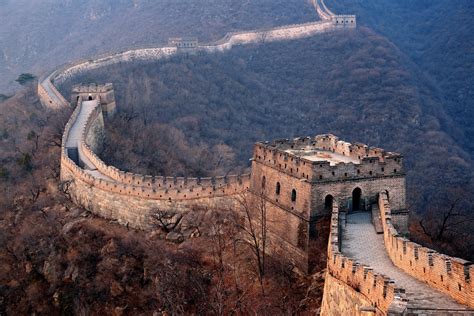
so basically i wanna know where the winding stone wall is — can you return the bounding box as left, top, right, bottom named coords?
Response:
left=379, top=192, right=474, bottom=308
left=59, top=99, right=249, bottom=230
left=37, top=0, right=346, bottom=236
left=35, top=0, right=474, bottom=311
left=320, top=204, right=408, bottom=315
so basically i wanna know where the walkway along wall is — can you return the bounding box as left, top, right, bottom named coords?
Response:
left=37, top=0, right=349, bottom=110
left=379, top=192, right=474, bottom=308
left=60, top=98, right=250, bottom=231
left=320, top=204, right=408, bottom=315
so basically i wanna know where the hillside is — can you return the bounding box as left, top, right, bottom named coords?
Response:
left=58, top=28, right=474, bottom=219
left=326, top=0, right=474, bottom=158
left=0, top=0, right=317, bottom=92
left=0, top=85, right=324, bottom=315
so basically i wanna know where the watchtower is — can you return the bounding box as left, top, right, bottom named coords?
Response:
left=168, top=38, right=199, bottom=51
left=333, top=15, right=357, bottom=28
left=249, top=134, right=407, bottom=271
left=71, top=83, right=117, bottom=118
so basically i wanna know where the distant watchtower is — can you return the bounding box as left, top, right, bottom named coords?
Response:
left=250, top=134, right=407, bottom=272
left=333, top=15, right=356, bottom=28
left=168, top=37, right=199, bottom=51
left=71, top=83, right=117, bottom=118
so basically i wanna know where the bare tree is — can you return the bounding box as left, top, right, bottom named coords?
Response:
left=235, top=193, right=268, bottom=294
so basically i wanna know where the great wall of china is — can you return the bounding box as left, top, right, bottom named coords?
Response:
left=37, top=0, right=473, bottom=314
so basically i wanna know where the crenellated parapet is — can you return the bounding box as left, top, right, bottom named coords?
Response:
left=60, top=97, right=250, bottom=202
left=253, top=134, right=404, bottom=183
left=379, top=192, right=474, bottom=308
left=58, top=95, right=250, bottom=230
left=321, top=204, right=408, bottom=315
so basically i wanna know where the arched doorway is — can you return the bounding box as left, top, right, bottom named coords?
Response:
left=324, top=195, right=334, bottom=211
left=88, top=95, right=93, bottom=101
left=352, top=187, right=361, bottom=212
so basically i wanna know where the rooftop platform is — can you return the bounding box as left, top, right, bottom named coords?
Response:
left=285, top=147, right=360, bottom=166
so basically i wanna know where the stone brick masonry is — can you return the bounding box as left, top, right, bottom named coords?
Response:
left=36, top=0, right=473, bottom=312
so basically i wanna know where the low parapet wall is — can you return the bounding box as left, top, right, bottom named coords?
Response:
left=321, top=204, right=408, bottom=315
left=59, top=99, right=250, bottom=229
left=379, top=193, right=474, bottom=308
left=61, top=99, right=250, bottom=202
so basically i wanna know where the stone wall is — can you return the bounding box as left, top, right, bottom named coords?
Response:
left=61, top=164, right=240, bottom=230
left=321, top=273, right=383, bottom=316
left=311, top=175, right=406, bottom=216
left=321, top=204, right=408, bottom=315
left=379, top=193, right=474, bottom=308
left=59, top=94, right=250, bottom=232
left=83, top=105, right=105, bottom=154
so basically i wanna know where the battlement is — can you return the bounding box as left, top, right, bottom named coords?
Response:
left=324, top=204, right=408, bottom=314
left=72, top=83, right=114, bottom=94
left=253, top=134, right=404, bottom=183
left=379, top=192, right=474, bottom=308
left=60, top=97, right=250, bottom=202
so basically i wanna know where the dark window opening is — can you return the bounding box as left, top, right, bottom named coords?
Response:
left=291, top=189, right=297, bottom=202
left=262, top=176, right=266, bottom=189
left=88, top=96, right=93, bottom=101
left=276, top=182, right=281, bottom=195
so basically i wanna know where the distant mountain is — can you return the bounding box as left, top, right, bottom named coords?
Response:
left=0, top=0, right=317, bottom=92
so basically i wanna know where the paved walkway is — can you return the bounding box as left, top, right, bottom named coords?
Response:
left=65, top=100, right=111, bottom=181
left=342, top=212, right=469, bottom=310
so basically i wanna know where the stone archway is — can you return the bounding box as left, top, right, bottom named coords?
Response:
left=352, top=187, right=362, bottom=212
left=324, top=194, right=334, bottom=211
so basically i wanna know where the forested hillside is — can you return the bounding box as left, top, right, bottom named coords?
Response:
left=59, top=28, right=474, bottom=216
left=0, top=0, right=316, bottom=92
left=0, top=85, right=324, bottom=314
left=327, top=0, right=474, bottom=158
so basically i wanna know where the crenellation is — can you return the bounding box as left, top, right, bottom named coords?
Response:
left=40, top=1, right=474, bottom=310
left=322, top=203, right=408, bottom=314
left=379, top=192, right=474, bottom=308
